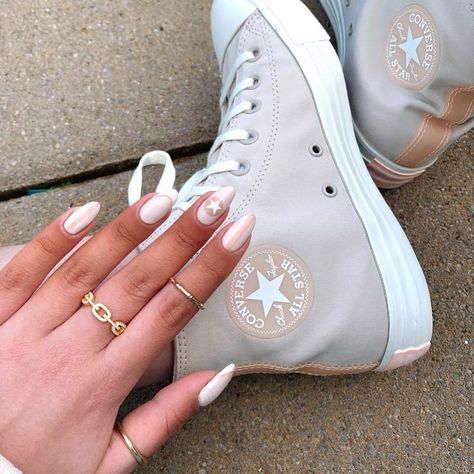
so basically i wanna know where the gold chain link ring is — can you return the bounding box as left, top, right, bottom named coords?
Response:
left=82, top=292, right=127, bottom=336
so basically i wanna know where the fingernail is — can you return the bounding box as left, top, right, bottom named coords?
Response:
left=197, top=186, right=235, bottom=225
left=198, top=363, right=236, bottom=407
left=64, top=202, right=100, bottom=235
left=222, top=213, right=256, bottom=251
left=139, top=191, right=177, bottom=225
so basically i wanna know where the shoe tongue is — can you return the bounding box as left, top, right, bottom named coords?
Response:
left=221, top=36, right=240, bottom=83
left=207, top=148, right=220, bottom=167
left=207, top=38, right=241, bottom=168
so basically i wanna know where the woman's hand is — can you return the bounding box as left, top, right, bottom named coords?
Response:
left=0, top=189, right=254, bottom=473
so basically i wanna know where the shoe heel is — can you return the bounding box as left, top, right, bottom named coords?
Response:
left=319, top=0, right=347, bottom=62
left=251, top=0, right=330, bottom=44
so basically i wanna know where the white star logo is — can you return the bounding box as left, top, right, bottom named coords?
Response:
left=398, top=26, right=423, bottom=68
left=205, top=198, right=222, bottom=216
left=246, top=271, right=290, bottom=318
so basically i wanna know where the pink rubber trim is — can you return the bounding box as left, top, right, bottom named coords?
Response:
left=367, top=159, right=425, bottom=189
left=383, top=342, right=431, bottom=371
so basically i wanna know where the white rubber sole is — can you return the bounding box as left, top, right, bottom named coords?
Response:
left=248, top=0, right=432, bottom=370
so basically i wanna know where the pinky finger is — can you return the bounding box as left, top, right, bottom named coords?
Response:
left=97, top=365, right=235, bottom=474
left=0, top=202, right=100, bottom=324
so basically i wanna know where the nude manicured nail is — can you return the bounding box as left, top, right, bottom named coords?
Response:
left=139, top=191, right=177, bottom=225
left=64, top=202, right=100, bottom=235
left=198, top=363, right=235, bottom=407
left=222, top=213, right=256, bottom=251
left=197, top=186, right=235, bottom=225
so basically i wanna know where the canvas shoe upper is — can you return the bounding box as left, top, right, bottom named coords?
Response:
left=319, top=0, right=474, bottom=188
left=128, top=0, right=432, bottom=379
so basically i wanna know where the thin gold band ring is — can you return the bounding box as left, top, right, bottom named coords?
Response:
left=169, top=277, right=205, bottom=310
left=115, top=422, right=149, bottom=466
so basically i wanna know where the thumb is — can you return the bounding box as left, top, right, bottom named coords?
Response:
left=97, top=364, right=235, bottom=474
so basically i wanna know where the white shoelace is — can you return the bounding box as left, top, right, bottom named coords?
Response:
left=128, top=50, right=259, bottom=212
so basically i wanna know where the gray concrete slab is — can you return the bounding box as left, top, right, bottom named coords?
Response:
left=0, top=0, right=332, bottom=198
left=0, top=0, right=218, bottom=194
left=0, top=153, right=207, bottom=244
left=0, top=132, right=472, bottom=472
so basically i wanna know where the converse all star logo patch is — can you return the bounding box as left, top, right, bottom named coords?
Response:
left=385, top=5, right=439, bottom=89
left=226, top=245, right=314, bottom=338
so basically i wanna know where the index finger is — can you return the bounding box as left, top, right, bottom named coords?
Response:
left=0, top=203, right=100, bottom=325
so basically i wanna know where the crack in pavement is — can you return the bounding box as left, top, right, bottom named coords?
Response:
left=0, top=141, right=212, bottom=201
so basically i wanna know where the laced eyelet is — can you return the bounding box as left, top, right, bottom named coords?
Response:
left=245, top=100, right=262, bottom=114
left=240, top=130, right=259, bottom=145
left=309, top=144, right=323, bottom=157
left=249, top=48, right=262, bottom=62
left=249, top=77, right=261, bottom=89
left=230, top=159, right=251, bottom=176
left=322, top=184, right=337, bottom=198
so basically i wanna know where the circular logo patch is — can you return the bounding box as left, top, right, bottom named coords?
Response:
left=385, top=5, right=439, bottom=89
left=226, top=245, right=314, bottom=339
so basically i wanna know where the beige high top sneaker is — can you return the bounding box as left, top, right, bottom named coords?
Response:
left=319, top=0, right=474, bottom=187
left=129, top=0, right=432, bottom=378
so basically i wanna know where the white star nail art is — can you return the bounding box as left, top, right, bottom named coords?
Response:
left=196, top=187, right=235, bottom=225
left=205, top=198, right=223, bottom=216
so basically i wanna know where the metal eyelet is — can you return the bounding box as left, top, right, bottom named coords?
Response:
left=245, top=100, right=262, bottom=114
left=248, top=77, right=261, bottom=89
left=240, top=130, right=259, bottom=145
left=309, top=144, right=323, bottom=157
left=230, top=159, right=251, bottom=176
left=322, top=184, right=337, bottom=198
left=249, top=48, right=262, bottom=62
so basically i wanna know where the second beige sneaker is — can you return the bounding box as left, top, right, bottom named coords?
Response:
left=319, top=0, right=474, bottom=187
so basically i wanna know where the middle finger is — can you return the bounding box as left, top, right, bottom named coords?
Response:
left=63, top=187, right=235, bottom=348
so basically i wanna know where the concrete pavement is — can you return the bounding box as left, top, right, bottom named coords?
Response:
left=0, top=0, right=219, bottom=195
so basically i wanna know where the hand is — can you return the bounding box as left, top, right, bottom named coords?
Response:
left=0, top=191, right=254, bottom=473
